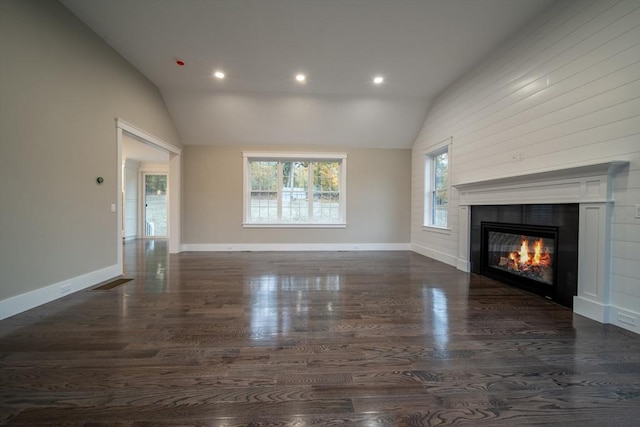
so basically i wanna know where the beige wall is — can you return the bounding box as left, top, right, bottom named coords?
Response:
left=0, top=0, right=182, bottom=300
left=184, top=145, right=411, bottom=245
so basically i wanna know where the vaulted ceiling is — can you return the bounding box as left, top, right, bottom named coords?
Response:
left=61, top=0, right=555, bottom=148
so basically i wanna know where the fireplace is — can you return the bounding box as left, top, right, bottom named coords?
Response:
left=470, top=204, right=578, bottom=308
left=481, top=221, right=558, bottom=299
left=449, top=161, right=630, bottom=330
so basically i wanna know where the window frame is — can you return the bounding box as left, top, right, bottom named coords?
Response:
left=424, top=141, right=451, bottom=231
left=243, top=152, right=347, bottom=228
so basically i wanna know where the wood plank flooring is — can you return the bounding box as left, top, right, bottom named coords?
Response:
left=1, top=240, right=639, bottom=426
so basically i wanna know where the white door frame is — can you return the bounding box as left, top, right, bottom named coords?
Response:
left=116, top=119, right=182, bottom=274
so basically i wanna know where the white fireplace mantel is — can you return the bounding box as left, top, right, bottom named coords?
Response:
left=453, top=161, right=628, bottom=206
left=452, top=161, right=629, bottom=327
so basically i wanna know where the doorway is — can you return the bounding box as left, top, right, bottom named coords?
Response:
left=116, top=119, right=182, bottom=277
left=143, top=173, right=168, bottom=238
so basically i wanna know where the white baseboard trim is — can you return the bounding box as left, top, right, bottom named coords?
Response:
left=181, top=243, right=411, bottom=252
left=0, top=264, right=121, bottom=320
left=456, top=259, right=471, bottom=272
left=411, top=243, right=458, bottom=267
left=573, top=297, right=639, bottom=334
left=573, top=296, right=610, bottom=324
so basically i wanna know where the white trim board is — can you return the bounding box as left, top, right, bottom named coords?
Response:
left=181, top=243, right=411, bottom=252
left=243, top=151, right=347, bottom=160
left=573, top=299, right=639, bottom=335
left=0, top=264, right=120, bottom=320
left=117, top=119, right=182, bottom=155
left=411, top=243, right=458, bottom=268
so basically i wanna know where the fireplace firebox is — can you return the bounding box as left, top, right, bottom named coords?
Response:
left=470, top=204, right=579, bottom=308
left=481, top=222, right=558, bottom=298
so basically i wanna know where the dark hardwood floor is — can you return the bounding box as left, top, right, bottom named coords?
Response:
left=1, top=240, right=639, bottom=426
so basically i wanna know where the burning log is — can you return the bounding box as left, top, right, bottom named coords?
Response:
left=490, top=236, right=554, bottom=285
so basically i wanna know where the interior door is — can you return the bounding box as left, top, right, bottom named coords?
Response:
left=143, top=173, right=168, bottom=237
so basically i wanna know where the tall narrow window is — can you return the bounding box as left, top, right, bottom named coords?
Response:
left=425, top=147, right=449, bottom=228
left=244, top=153, right=347, bottom=227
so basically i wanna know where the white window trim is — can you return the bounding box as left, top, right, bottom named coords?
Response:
left=424, top=138, right=452, bottom=230
left=422, top=224, right=452, bottom=234
left=243, top=152, right=347, bottom=228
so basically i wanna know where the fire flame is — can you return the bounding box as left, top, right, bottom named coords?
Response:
left=510, top=238, right=551, bottom=269
left=519, top=240, right=529, bottom=265
left=533, top=239, right=543, bottom=264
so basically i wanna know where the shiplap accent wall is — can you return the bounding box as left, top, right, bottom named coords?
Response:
left=412, top=0, right=640, bottom=329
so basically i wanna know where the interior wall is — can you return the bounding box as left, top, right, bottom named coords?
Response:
left=411, top=0, right=640, bottom=324
left=183, top=145, right=411, bottom=247
left=0, top=0, right=182, bottom=302
left=123, top=159, right=140, bottom=239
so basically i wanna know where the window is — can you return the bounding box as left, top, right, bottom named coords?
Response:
left=425, top=146, right=449, bottom=228
left=243, top=152, right=347, bottom=227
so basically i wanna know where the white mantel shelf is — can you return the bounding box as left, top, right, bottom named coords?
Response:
left=453, top=161, right=628, bottom=190
left=452, top=160, right=634, bottom=333
left=453, top=161, right=628, bottom=206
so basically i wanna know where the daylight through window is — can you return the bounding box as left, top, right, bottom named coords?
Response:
left=244, top=153, right=346, bottom=227
left=425, top=147, right=449, bottom=228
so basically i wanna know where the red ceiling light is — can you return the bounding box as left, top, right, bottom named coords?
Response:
left=176, top=59, right=185, bottom=66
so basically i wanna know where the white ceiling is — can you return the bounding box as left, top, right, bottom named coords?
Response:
left=61, top=0, right=555, bottom=148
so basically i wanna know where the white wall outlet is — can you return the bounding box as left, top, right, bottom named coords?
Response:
left=110, top=203, right=116, bottom=213
left=60, top=283, right=71, bottom=294
left=635, top=204, right=640, bottom=219
left=511, top=151, right=525, bottom=162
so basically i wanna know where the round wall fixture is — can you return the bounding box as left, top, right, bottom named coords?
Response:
left=96, top=177, right=104, bottom=184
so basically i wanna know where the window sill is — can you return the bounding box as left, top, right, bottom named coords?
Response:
left=243, top=223, right=347, bottom=229
left=422, top=225, right=451, bottom=235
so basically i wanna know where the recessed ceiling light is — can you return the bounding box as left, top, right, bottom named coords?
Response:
left=214, top=70, right=225, bottom=79
left=373, top=75, right=384, bottom=85
left=295, top=73, right=306, bottom=83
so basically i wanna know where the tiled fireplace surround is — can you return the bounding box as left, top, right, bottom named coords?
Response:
left=453, top=161, right=631, bottom=329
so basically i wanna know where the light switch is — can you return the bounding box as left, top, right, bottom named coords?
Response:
left=111, top=203, right=116, bottom=213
